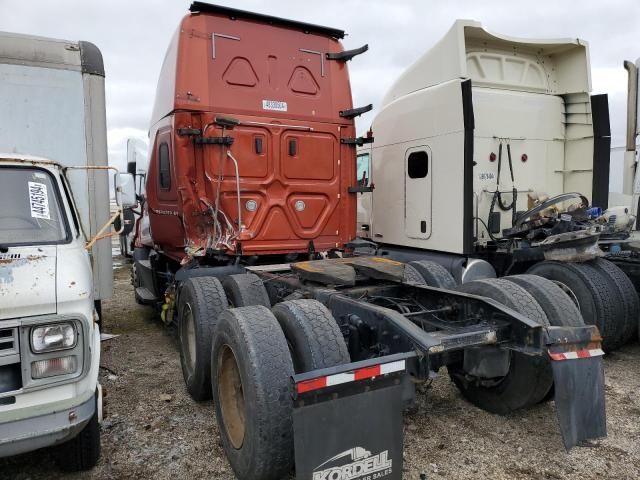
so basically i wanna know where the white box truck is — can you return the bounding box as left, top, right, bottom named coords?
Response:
left=0, top=32, right=128, bottom=470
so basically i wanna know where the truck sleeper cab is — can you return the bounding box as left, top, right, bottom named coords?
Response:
left=139, top=1, right=362, bottom=268
left=358, top=20, right=639, bottom=353
left=0, top=157, right=101, bottom=470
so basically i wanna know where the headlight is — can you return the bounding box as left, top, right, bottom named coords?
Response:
left=31, top=323, right=77, bottom=353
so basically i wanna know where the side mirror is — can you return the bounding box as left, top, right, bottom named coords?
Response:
left=115, top=172, right=137, bottom=208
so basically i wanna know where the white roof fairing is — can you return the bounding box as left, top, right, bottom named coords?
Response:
left=381, top=20, right=591, bottom=107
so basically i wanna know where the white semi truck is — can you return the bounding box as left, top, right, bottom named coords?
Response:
left=0, top=32, right=128, bottom=470
left=357, top=20, right=640, bottom=352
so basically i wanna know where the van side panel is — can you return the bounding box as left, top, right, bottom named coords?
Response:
left=0, top=40, right=112, bottom=300
left=82, top=71, right=112, bottom=300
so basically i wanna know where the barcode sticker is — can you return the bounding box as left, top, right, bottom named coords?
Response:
left=28, top=182, right=50, bottom=219
left=262, top=99, right=288, bottom=112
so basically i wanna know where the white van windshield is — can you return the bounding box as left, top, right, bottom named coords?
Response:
left=0, top=167, right=68, bottom=246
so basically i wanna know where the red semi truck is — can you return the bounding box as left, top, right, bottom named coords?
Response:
left=126, top=4, right=608, bottom=479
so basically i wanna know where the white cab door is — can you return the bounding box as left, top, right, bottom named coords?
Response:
left=404, top=146, right=432, bottom=239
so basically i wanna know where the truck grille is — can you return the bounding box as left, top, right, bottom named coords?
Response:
left=0, top=327, right=21, bottom=395
left=0, top=253, right=21, bottom=260
left=0, top=327, right=19, bottom=361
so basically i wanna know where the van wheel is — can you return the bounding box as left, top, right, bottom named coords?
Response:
left=211, top=306, right=294, bottom=480
left=272, top=299, right=350, bottom=373
left=449, top=278, right=552, bottom=414
left=178, top=277, right=228, bottom=401
left=527, top=260, right=625, bottom=351
left=223, top=273, right=271, bottom=307
left=407, top=260, right=457, bottom=289
left=54, top=392, right=101, bottom=471
left=591, top=258, right=639, bottom=343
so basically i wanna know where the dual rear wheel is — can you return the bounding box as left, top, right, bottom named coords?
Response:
left=177, top=274, right=349, bottom=480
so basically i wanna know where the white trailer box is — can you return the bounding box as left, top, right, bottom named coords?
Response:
left=0, top=31, right=112, bottom=302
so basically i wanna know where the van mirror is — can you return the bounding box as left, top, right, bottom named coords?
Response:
left=116, top=172, right=137, bottom=208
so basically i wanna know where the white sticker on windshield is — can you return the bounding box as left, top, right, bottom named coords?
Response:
left=262, top=99, right=288, bottom=112
left=28, top=181, right=50, bottom=219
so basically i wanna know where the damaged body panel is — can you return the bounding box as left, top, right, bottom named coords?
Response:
left=141, top=8, right=358, bottom=264
left=0, top=246, right=57, bottom=319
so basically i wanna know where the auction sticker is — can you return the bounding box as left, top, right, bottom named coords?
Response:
left=262, top=99, right=288, bottom=112
left=28, top=181, right=50, bottom=219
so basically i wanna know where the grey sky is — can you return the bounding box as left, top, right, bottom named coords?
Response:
left=1, top=0, right=639, bottom=172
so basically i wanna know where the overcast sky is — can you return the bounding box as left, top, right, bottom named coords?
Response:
left=1, top=0, right=639, bottom=173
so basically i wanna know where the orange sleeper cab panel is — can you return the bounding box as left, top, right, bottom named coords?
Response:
left=145, top=3, right=357, bottom=263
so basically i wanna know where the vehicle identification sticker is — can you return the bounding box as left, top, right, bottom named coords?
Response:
left=28, top=181, right=50, bottom=219
left=478, top=172, right=496, bottom=181
left=262, top=99, right=288, bottom=112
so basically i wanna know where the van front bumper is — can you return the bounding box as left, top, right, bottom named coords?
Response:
left=0, top=390, right=97, bottom=458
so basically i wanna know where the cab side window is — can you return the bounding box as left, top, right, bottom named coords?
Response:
left=357, top=153, right=370, bottom=185
left=407, top=151, right=428, bottom=178
left=158, top=142, right=171, bottom=190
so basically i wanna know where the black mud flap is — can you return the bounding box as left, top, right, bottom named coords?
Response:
left=292, top=355, right=409, bottom=480
left=551, top=353, right=607, bottom=450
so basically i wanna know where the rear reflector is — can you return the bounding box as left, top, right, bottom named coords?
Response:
left=297, top=359, right=405, bottom=394
left=31, top=356, right=77, bottom=379
left=549, top=348, right=604, bottom=361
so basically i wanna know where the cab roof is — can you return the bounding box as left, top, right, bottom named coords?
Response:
left=189, top=2, right=345, bottom=39
left=0, top=153, right=62, bottom=168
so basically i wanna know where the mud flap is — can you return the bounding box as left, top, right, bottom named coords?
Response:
left=292, top=356, right=408, bottom=480
left=551, top=354, right=607, bottom=450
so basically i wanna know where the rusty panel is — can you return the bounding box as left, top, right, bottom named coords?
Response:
left=144, top=8, right=357, bottom=263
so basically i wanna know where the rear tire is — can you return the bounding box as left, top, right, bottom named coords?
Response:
left=503, top=274, right=586, bottom=403
left=403, top=264, right=426, bottom=284
left=178, top=276, right=228, bottom=401
left=223, top=273, right=271, bottom=307
left=54, top=392, right=101, bottom=471
left=272, top=299, right=350, bottom=373
left=407, top=260, right=457, bottom=289
left=504, top=274, right=584, bottom=327
left=450, top=278, right=552, bottom=414
left=211, top=306, right=294, bottom=480
left=590, top=258, right=639, bottom=343
left=527, top=260, right=625, bottom=351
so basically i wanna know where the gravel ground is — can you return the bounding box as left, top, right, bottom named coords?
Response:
left=2, top=261, right=640, bottom=479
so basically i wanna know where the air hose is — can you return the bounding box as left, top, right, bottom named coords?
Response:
left=489, top=141, right=518, bottom=228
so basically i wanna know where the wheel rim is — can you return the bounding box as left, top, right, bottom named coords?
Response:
left=551, top=280, right=581, bottom=311
left=218, top=345, right=246, bottom=449
left=181, top=304, right=197, bottom=374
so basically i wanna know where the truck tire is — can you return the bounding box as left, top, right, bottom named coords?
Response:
left=178, top=276, right=228, bottom=401
left=591, top=258, right=639, bottom=343
left=450, top=278, right=553, bottom=414
left=272, top=299, right=350, bottom=373
left=504, top=274, right=584, bottom=327
left=54, top=392, right=101, bottom=471
left=502, top=274, right=586, bottom=403
left=527, top=261, right=625, bottom=351
left=223, top=273, right=271, bottom=307
left=407, top=260, right=457, bottom=289
left=403, top=264, right=426, bottom=284
left=131, top=263, right=144, bottom=305
left=211, top=306, right=294, bottom=480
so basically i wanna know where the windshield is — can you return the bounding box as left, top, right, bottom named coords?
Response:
left=0, top=167, right=69, bottom=246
